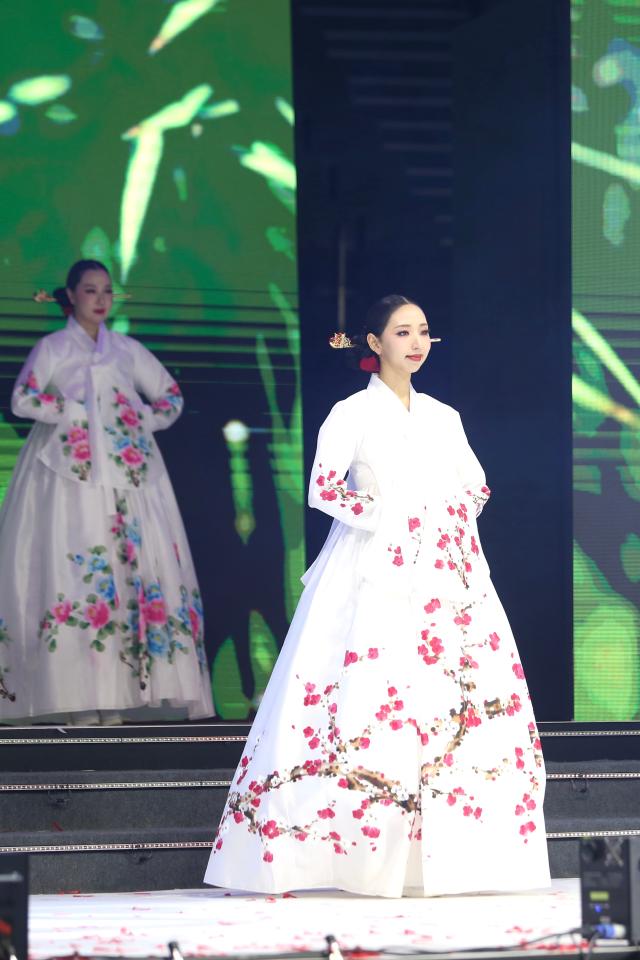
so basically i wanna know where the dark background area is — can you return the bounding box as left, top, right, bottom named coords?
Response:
left=293, top=0, right=573, bottom=720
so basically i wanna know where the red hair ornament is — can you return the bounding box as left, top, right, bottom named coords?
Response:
left=359, top=355, right=380, bottom=373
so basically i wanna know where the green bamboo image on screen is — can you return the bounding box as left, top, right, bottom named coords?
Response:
left=572, top=0, right=640, bottom=719
left=0, top=1, right=303, bottom=719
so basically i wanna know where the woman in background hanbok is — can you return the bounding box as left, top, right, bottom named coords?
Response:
left=205, top=294, right=550, bottom=898
left=0, top=259, right=213, bottom=724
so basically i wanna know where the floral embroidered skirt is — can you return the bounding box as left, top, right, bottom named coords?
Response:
left=0, top=428, right=212, bottom=721
left=205, top=549, right=550, bottom=898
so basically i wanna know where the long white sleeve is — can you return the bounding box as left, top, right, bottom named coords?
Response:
left=130, top=339, right=183, bottom=432
left=454, top=412, right=491, bottom=516
left=308, top=400, right=382, bottom=531
left=11, top=338, right=66, bottom=424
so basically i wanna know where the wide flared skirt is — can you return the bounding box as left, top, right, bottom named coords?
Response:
left=205, top=551, right=550, bottom=898
left=0, top=428, right=213, bottom=722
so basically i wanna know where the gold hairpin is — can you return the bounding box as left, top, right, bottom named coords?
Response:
left=33, top=290, right=56, bottom=303
left=114, top=292, right=131, bottom=300
left=329, top=332, right=353, bottom=349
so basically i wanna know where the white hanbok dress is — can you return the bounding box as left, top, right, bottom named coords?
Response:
left=0, top=317, right=213, bottom=722
left=205, top=374, right=550, bottom=898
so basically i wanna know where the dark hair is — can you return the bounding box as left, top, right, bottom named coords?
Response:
left=52, top=259, right=110, bottom=313
left=350, top=294, right=419, bottom=368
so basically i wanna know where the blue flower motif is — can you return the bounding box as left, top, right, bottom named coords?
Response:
left=71, top=553, right=85, bottom=566
left=177, top=604, right=190, bottom=632
left=125, top=521, right=141, bottom=547
left=96, top=575, right=116, bottom=601
left=145, top=582, right=163, bottom=601
left=147, top=626, right=168, bottom=656
left=127, top=609, right=140, bottom=633
left=137, top=435, right=151, bottom=454
left=88, top=555, right=108, bottom=572
left=114, top=434, right=131, bottom=451
left=192, top=596, right=204, bottom=618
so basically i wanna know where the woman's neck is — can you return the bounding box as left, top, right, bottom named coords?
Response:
left=378, top=367, right=411, bottom=410
left=75, top=316, right=100, bottom=342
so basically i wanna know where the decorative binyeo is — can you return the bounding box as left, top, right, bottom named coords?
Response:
left=329, top=332, right=353, bottom=349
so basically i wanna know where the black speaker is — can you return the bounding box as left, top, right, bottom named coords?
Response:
left=0, top=854, right=28, bottom=960
left=580, top=836, right=640, bottom=942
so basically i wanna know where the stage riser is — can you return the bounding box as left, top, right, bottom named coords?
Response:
left=0, top=838, right=584, bottom=894
left=0, top=780, right=232, bottom=833
left=19, top=846, right=213, bottom=896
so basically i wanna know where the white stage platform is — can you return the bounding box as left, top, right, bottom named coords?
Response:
left=29, top=878, right=584, bottom=958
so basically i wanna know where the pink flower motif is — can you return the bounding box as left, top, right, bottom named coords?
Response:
left=115, top=392, right=129, bottom=405
left=318, top=808, right=335, bottom=819
left=53, top=600, right=72, bottom=624
left=215, top=838, right=223, bottom=850
left=338, top=778, right=348, bottom=788
left=359, top=737, right=370, bottom=749
left=233, top=811, right=244, bottom=823
left=251, top=797, right=261, bottom=808
left=352, top=809, right=364, bottom=820
left=389, top=719, right=403, bottom=731
left=85, top=600, right=110, bottom=630
left=408, top=517, right=421, bottom=532
left=447, top=505, right=455, bottom=515
left=153, top=398, right=172, bottom=412
left=362, top=826, right=380, bottom=838
left=144, top=598, right=167, bottom=625
left=26, top=373, right=39, bottom=390
left=122, top=445, right=144, bottom=466
left=168, top=383, right=181, bottom=397
left=303, top=726, right=314, bottom=738
left=320, top=489, right=337, bottom=501
left=424, top=599, right=441, bottom=614
left=68, top=426, right=88, bottom=444
left=241, top=757, right=249, bottom=768
left=39, top=393, right=57, bottom=405
left=351, top=502, right=364, bottom=516
left=344, top=650, right=358, bottom=667
left=454, top=613, right=472, bottom=626
left=308, top=737, right=320, bottom=750
left=420, top=733, right=429, bottom=745
left=392, top=555, right=404, bottom=567
left=73, top=441, right=91, bottom=461
left=263, top=820, right=280, bottom=839
left=124, top=540, right=136, bottom=563
left=393, top=699, right=404, bottom=710
left=329, top=702, right=337, bottom=714
left=263, top=851, right=274, bottom=862
left=367, top=647, right=378, bottom=660
left=489, top=632, right=500, bottom=651
left=515, top=804, right=525, bottom=816
left=121, top=406, right=139, bottom=426
left=315, top=475, right=325, bottom=486
left=512, top=663, right=525, bottom=680
left=430, top=636, right=444, bottom=655
left=443, top=753, right=453, bottom=767
left=189, top=607, right=200, bottom=639
left=447, top=794, right=457, bottom=806
left=447, top=560, right=456, bottom=570
left=434, top=559, right=444, bottom=569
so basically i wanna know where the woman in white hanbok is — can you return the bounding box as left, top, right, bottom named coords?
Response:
left=205, top=295, right=550, bottom=898
left=0, top=260, right=213, bottom=724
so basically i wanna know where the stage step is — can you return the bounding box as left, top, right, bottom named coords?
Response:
left=1, top=723, right=639, bottom=893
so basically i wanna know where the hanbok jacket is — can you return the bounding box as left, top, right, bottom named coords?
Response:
left=11, top=317, right=182, bottom=498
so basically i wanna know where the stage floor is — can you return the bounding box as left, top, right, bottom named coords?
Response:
left=29, top=878, right=584, bottom=958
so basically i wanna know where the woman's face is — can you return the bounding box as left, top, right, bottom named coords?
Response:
left=67, top=269, right=113, bottom=327
left=367, top=303, right=432, bottom=375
